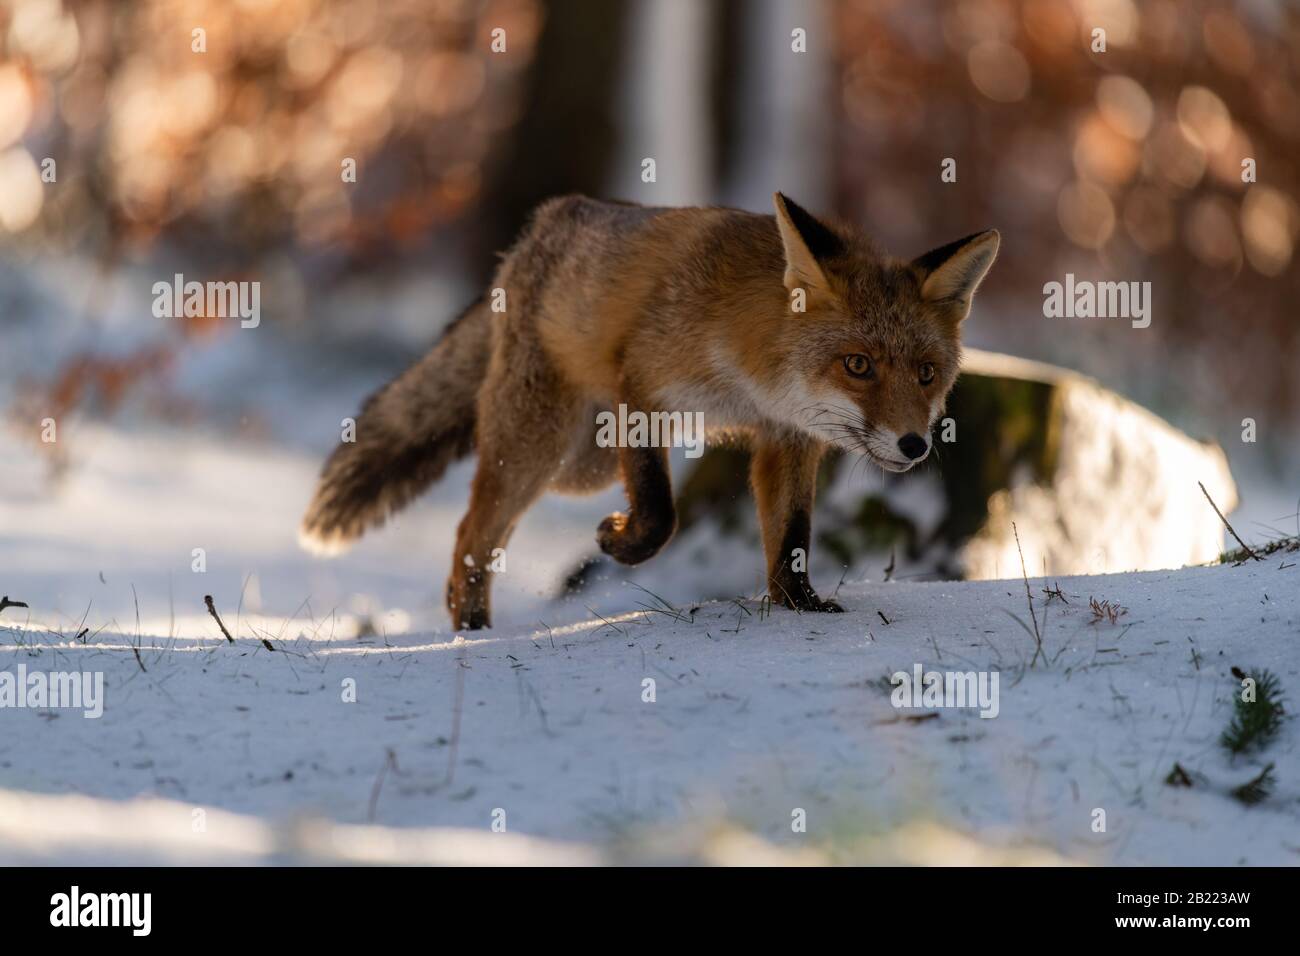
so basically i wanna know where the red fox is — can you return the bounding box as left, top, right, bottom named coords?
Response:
left=301, top=194, right=998, bottom=629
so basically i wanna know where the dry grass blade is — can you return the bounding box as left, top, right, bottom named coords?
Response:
left=204, top=595, right=236, bottom=643
left=1012, top=522, right=1044, bottom=667
left=1088, top=597, right=1128, bottom=625
left=1199, top=481, right=1261, bottom=562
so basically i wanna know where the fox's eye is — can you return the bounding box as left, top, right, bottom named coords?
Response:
left=844, top=354, right=873, bottom=378
left=919, top=362, right=936, bottom=385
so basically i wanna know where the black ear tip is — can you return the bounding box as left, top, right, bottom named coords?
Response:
left=773, top=193, right=844, bottom=260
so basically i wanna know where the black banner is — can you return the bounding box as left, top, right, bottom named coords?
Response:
left=1, top=866, right=1288, bottom=941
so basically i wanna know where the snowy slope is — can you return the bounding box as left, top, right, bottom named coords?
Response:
left=2, top=557, right=1295, bottom=865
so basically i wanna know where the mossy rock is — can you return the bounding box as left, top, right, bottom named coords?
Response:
left=559, top=349, right=1237, bottom=594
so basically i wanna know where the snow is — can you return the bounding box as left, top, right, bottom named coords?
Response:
left=2, top=546, right=1295, bottom=865
left=2, top=275, right=1296, bottom=864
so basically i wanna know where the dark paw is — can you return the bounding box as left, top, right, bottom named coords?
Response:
left=457, top=606, right=490, bottom=630
left=448, top=598, right=490, bottom=630
left=447, top=582, right=490, bottom=631
left=597, top=511, right=674, bottom=566
left=772, top=577, right=843, bottom=613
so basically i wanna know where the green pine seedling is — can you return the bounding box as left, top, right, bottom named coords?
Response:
left=1220, top=669, right=1285, bottom=756
left=1229, top=763, right=1276, bottom=806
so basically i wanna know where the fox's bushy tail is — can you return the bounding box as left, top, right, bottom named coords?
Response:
left=300, top=297, right=491, bottom=555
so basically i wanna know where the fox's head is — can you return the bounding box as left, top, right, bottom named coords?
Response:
left=770, top=192, right=998, bottom=472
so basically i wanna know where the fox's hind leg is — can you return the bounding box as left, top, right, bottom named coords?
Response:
left=448, top=344, right=580, bottom=630
left=751, top=433, right=842, bottom=613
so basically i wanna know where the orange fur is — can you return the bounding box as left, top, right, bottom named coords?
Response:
left=303, top=193, right=999, bottom=629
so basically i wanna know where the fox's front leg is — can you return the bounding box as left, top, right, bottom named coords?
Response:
left=751, top=434, right=842, bottom=613
left=598, top=401, right=677, bottom=565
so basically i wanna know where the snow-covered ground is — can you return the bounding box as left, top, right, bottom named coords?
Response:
left=2, top=257, right=1296, bottom=865
left=2, top=548, right=1295, bottom=865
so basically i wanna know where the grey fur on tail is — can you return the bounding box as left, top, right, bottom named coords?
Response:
left=300, top=297, right=490, bottom=555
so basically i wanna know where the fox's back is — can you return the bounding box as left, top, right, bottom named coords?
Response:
left=502, top=196, right=784, bottom=396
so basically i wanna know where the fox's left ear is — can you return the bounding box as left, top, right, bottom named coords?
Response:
left=912, top=229, right=1000, bottom=323
left=773, top=192, right=844, bottom=297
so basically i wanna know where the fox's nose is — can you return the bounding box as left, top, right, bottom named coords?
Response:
left=898, top=433, right=929, bottom=460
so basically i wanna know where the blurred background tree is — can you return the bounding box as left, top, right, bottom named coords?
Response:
left=1, top=0, right=1296, bottom=453
left=830, top=0, right=1300, bottom=454
left=1, top=0, right=547, bottom=271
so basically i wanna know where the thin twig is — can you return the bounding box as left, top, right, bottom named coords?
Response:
left=367, top=748, right=398, bottom=822
left=1199, top=481, right=1261, bottom=561
left=1012, top=522, right=1044, bottom=667
left=204, top=595, right=236, bottom=643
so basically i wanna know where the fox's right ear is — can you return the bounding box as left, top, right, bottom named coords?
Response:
left=773, top=192, right=843, bottom=297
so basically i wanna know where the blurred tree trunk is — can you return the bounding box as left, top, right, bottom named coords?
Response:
left=469, top=0, right=632, bottom=285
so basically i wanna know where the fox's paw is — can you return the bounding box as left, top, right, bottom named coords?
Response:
left=772, top=578, right=843, bottom=613
left=455, top=606, right=491, bottom=630
left=446, top=576, right=490, bottom=631
left=597, top=510, right=674, bottom=566
left=784, top=594, right=844, bottom=613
